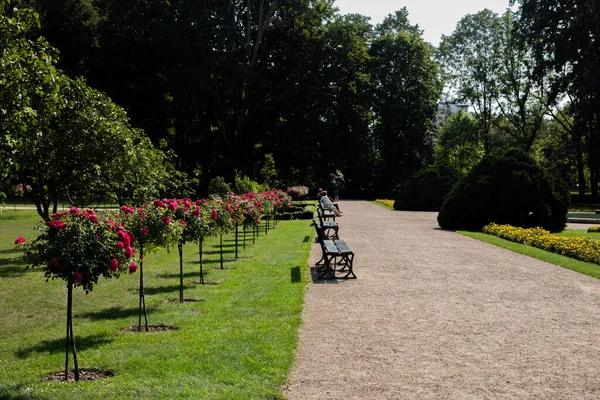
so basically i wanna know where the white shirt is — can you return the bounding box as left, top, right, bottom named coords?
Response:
left=320, top=195, right=335, bottom=210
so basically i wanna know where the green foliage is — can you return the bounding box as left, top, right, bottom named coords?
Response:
left=394, top=164, right=462, bottom=211
left=207, top=176, right=231, bottom=198
left=438, top=148, right=570, bottom=231
left=18, top=208, right=137, bottom=293
left=0, top=9, right=173, bottom=216
left=233, top=171, right=262, bottom=195
left=256, top=153, right=279, bottom=189
left=435, top=110, right=483, bottom=173
left=437, top=9, right=502, bottom=154
left=369, top=9, right=442, bottom=196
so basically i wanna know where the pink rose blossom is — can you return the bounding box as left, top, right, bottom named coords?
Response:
left=162, top=216, right=171, bottom=226
left=110, top=258, right=119, bottom=272
left=129, top=262, right=138, bottom=274
left=124, top=246, right=134, bottom=258
left=168, top=201, right=178, bottom=211
left=180, top=220, right=187, bottom=226
left=141, top=227, right=150, bottom=235
left=69, top=206, right=80, bottom=215
left=153, top=199, right=164, bottom=208
left=14, top=237, right=26, bottom=245
left=211, top=210, right=218, bottom=220
left=116, top=241, right=125, bottom=250
left=49, top=220, right=67, bottom=231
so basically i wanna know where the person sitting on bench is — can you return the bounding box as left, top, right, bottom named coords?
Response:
left=320, top=190, right=342, bottom=217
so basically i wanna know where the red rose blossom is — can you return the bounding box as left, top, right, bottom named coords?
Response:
left=124, top=246, right=133, bottom=258
left=211, top=209, right=218, bottom=220
left=14, top=237, right=26, bottom=245
left=141, top=227, right=150, bottom=235
left=162, top=216, right=171, bottom=226
left=109, top=258, right=119, bottom=272
left=74, top=272, right=83, bottom=282
left=49, top=257, right=59, bottom=269
left=129, top=262, right=138, bottom=274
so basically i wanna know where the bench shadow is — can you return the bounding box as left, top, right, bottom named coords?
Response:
left=309, top=266, right=339, bottom=284
left=15, top=333, right=113, bottom=359
left=76, top=306, right=157, bottom=321
left=290, top=266, right=301, bottom=283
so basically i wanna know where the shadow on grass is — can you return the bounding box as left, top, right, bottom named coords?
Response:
left=0, top=383, right=36, bottom=399
left=15, top=333, right=113, bottom=359
left=290, top=266, right=301, bottom=283
left=143, top=284, right=196, bottom=296
left=156, top=271, right=207, bottom=279
left=0, top=248, right=22, bottom=255
left=303, top=236, right=312, bottom=243
left=0, top=263, right=35, bottom=278
left=199, top=250, right=235, bottom=256
left=76, top=305, right=157, bottom=321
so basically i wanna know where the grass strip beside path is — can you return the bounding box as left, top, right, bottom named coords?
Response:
left=459, top=230, right=600, bottom=279
left=0, top=210, right=313, bottom=399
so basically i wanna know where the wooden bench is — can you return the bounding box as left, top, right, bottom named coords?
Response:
left=316, top=208, right=339, bottom=240
left=317, top=203, right=336, bottom=221
left=313, top=221, right=356, bottom=279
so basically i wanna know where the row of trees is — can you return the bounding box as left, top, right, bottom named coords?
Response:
left=436, top=2, right=600, bottom=197
left=1, top=1, right=598, bottom=200
left=1, top=1, right=441, bottom=199
left=17, top=189, right=292, bottom=380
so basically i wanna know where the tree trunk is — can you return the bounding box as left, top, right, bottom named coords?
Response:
left=178, top=242, right=184, bottom=303
left=198, top=238, right=204, bottom=285
left=138, top=243, right=148, bottom=332
left=65, top=280, right=79, bottom=381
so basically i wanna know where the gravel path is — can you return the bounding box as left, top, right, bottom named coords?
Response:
left=284, top=201, right=600, bottom=399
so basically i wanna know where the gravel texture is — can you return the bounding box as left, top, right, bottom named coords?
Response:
left=284, top=201, right=600, bottom=399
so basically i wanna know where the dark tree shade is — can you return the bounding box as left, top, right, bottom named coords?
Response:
left=394, top=164, right=462, bottom=211
left=437, top=148, right=570, bottom=232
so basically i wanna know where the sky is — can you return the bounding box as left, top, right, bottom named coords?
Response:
left=333, top=0, right=513, bottom=46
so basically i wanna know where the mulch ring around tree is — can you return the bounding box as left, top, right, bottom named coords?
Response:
left=120, top=324, right=178, bottom=333
left=43, top=369, right=113, bottom=382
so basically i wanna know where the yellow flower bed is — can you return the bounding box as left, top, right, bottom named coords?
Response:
left=375, top=199, right=395, bottom=208
left=483, top=223, right=600, bottom=265
left=588, top=226, right=600, bottom=233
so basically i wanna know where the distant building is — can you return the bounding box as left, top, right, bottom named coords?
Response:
left=435, top=102, right=469, bottom=127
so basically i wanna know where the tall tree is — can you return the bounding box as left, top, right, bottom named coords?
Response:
left=514, top=0, right=600, bottom=196
left=437, top=9, right=503, bottom=154
left=370, top=9, right=441, bottom=197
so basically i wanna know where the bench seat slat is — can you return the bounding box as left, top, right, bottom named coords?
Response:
left=334, top=240, right=353, bottom=255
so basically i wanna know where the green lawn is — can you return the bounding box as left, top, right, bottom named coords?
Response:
left=0, top=210, right=313, bottom=399
left=459, top=229, right=600, bottom=279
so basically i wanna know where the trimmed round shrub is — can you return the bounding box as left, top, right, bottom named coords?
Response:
left=437, top=148, right=570, bottom=232
left=394, top=164, right=462, bottom=211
